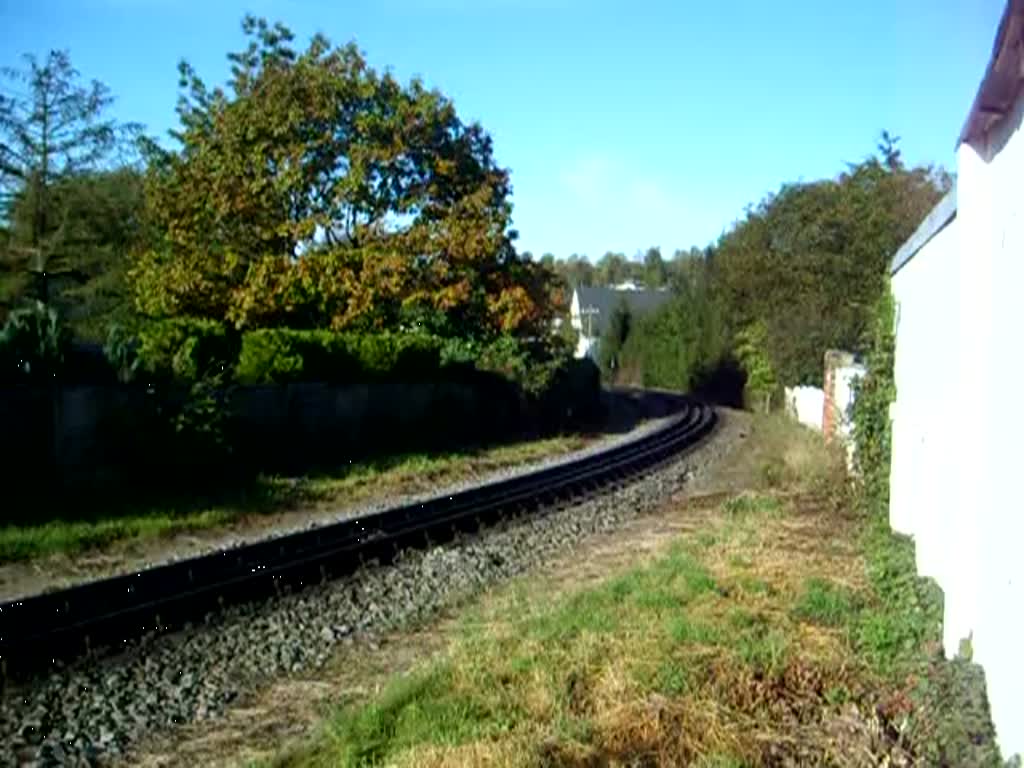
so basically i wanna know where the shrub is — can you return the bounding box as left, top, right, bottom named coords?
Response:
left=477, top=335, right=532, bottom=390
left=475, top=335, right=580, bottom=399
left=735, top=320, right=777, bottom=413
left=136, top=318, right=237, bottom=382
left=851, top=286, right=896, bottom=507
left=598, top=297, right=631, bottom=377
left=104, top=324, right=140, bottom=384
left=439, top=336, right=481, bottom=367
left=390, top=334, right=443, bottom=379
left=0, top=301, right=69, bottom=384
left=355, top=333, right=441, bottom=380
left=235, top=329, right=443, bottom=386
left=167, top=373, right=233, bottom=474
left=234, top=329, right=310, bottom=385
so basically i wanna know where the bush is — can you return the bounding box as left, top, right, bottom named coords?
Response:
left=612, top=262, right=726, bottom=393
left=235, top=329, right=312, bottom=384
left=598, top=297, right=631, bottom=377
left=472, top=334, right=601, bottom=431
left=235, top=329, right=443, bottom=386
left=354, top=333, right=441, bottom=381
left=104, top=324, right=140, bottom=384
left=476, top=334, right=580, bottom=398
left=851, top=286, right=896, bottom=507
left=735, top=320, right=777, bottom=413
left=390, top=334, right=443, bottom=379
left=0, top=301, right=70, bottom=384
left=136, top=318, right=237, bottom=382
left=439, top=336, right=481, bottom=367
left=477, top=335, right=532, bottom=389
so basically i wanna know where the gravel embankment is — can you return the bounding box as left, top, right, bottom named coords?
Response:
left=1, top=410, right=743, bottom=768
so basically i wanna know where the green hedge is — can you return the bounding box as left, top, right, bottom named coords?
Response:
left=135, top=318, right=238, bottom=382
left=2, top=306, right=598, bottom=431
left=234, top=329, right=579, bottom=395
left=851, top=285, right=897, bottom=508
left=234, top=329, right=444, bottom=385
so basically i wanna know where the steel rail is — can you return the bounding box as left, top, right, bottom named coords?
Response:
left=0, top=391, right=715, bottom=682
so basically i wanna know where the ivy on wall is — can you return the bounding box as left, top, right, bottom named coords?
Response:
left=851, top=285, right=897, bottom=510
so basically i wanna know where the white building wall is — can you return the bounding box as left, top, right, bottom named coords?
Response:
left=890, top=218, right=960, bottom=583
left=784, top=386, right=824, bottom=431
left=889, top=90, right=1023, bottom=759
left=569, top=290, right=589, bottom=359
left=964, top=93, right=1024, bottom=760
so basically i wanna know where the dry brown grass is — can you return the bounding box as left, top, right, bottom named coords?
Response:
left=170, top=412, right=994, bottom=768
left=281, top=474, right=921, bottom=767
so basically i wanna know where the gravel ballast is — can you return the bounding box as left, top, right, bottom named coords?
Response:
left=0, top=410, right=742, bottom=768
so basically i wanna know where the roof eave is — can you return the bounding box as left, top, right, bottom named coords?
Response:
left=957, top=0, right=1024, bottom=148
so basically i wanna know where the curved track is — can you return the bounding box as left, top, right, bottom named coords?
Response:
left=0, top=391, right=715, bottom=682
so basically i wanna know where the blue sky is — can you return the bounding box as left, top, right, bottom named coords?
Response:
left=1, top=0, right=1006, bottom=259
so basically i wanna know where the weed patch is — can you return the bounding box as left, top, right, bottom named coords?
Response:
left=265, top=413, right=1002, bottom=768
left=793, top=577, right=860, bottom=627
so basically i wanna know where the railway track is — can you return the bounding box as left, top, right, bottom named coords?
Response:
left=0, top=391, right=715, bottom=683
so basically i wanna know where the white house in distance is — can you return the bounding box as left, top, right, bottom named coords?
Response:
left=568, top=284, right=671, bottom=360
left=888, top=0, right=1022, bottom=758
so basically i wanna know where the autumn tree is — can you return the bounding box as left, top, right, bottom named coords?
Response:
left=134, top=16, right=557, bottom=339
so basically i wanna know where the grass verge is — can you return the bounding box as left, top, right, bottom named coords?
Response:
left=263, top=416, right=1004, bottom=768
left=0, top=436, right=590, bottom=564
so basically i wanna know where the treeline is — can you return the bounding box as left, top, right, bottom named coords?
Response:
left=531, top=247, right=706, bottom=291
left=0, top=17, right=568, bottom=381
left=0, top=17, right=609, bottom=503
left=595, top=134, right=951, bottom=405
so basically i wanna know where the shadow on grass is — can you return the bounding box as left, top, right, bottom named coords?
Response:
left=0, top=389, right=657, bottom=564
left=0, top=432, right=605, bottom=564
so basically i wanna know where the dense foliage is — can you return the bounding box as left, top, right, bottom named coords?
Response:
left=605, top=251, right=727, bottom=393
left=0, top=300, right=69, bottom=383
left=596, top=297, right=631, bottom=377
left=711, top=150, right=948, bottom=387
left=131, top=17, right=560, bottom=340
left=235, top=329, right=442, bottom=385
left=0, top=19, right=589, bottom=486
left=550, top=246, right=703, bottom=292
left=0, top=27, right=949, bottom=424
left=570, top=140, right=947, bottom=403
left=851, top=285, right=897, bottom=506
left=0, top=51, right=145, bottom=339
left=733, top=320, right=776, bottom=412
left=134, top=317, right=237, bottom=383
